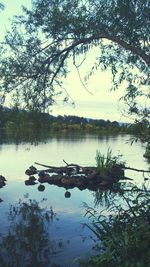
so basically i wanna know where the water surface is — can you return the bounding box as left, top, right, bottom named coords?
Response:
left=0, top=134, right=148, bottom=266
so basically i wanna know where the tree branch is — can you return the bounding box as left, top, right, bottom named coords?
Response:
left=124, top=166, right=150, bottom=173
left=108, top=35, right=150, bottom=67
left=42, top=33, right=150, bottom=68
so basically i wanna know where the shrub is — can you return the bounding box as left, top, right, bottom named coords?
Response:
left=82, top=184, right=150, bottom=267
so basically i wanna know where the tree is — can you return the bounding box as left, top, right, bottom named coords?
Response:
left=0, top=0, right=149, bottom=129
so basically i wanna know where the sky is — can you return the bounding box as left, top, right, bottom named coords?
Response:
left=0, top=0, right=130, bottom=122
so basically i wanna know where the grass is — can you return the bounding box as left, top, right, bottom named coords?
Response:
left=95, top=148, right=124, bottom=172
left=82, top=183, right=150, bottom=267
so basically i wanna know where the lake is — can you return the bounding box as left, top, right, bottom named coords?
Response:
left=0, top=133, right=149, bottom=267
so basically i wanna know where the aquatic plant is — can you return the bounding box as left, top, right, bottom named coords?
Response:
left=95, top=148, right=124, bottom=172
left=82, top=182, right=150, bottom=267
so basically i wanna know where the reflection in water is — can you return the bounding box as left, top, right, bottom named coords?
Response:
left=0, top=133, right=148, bottom=266
left=93, top=179, right=150, bottom=209
left=0, top=175, right=7, bottom=203
left=93, top=182, right=130, bottom=208
left=93, top=187, right=121, bottom=207
left=0, top=130, right=48, bottom=146
left=64, top=191, right=71, bottom=198
left=0, top=175, right=7, bottom=189
left=0, top=130, right=87, bottom=146
left=0, top=131, right=125, bottom=148
left=38, top=184, right=45, bottom=191
left=0, top=199, right=62, bottom=267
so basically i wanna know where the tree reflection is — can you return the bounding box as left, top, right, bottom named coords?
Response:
left=92, top=182, right=125, bottom=208
left=93, top=179, right=150, bottom=209
left=0, top=199, right=61, bottom=267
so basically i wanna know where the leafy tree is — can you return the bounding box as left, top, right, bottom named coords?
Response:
left=0, top=0, right=149, bottom=129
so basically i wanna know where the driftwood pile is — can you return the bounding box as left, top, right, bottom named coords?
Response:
left=25, top=161, right=126, bottom=191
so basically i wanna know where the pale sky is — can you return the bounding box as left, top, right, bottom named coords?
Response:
left=0, top=0, right=130, bottom=122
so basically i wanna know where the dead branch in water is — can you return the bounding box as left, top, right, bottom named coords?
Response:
left=124, top=166, right=150, bottom=173
left=35, top=161, right=150, bottom=174
left=35, top=162, right=58, bottom=169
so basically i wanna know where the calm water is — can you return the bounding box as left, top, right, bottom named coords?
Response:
left=0, top=133, right=149, bottom=267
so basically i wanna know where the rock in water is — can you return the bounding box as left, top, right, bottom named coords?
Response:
left=65, top=191, right=71, bottom=198
left=38, top=184, right=45, bottom=192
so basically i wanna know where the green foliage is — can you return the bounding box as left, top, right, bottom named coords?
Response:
left=95, top=148, right=124, bottom=171
left=82, top=184, right=150, bottom=267
left=0, top=107, right=129, bottom=140
left=144, top=143, right=150, bottom=160
left=0, top=0, right=149, bottom=125
left=0, top=107, right=52, bottom=140
left=4, top=121, right=18, bottom=136
left=96, top=148, right=113, bottom=170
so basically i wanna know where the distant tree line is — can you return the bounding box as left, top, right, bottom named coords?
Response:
left=51, top=115, right=126, bottom=133
left=0, top=106, right=50, bottom=138
left=1, top=105, right=148, bottom=140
